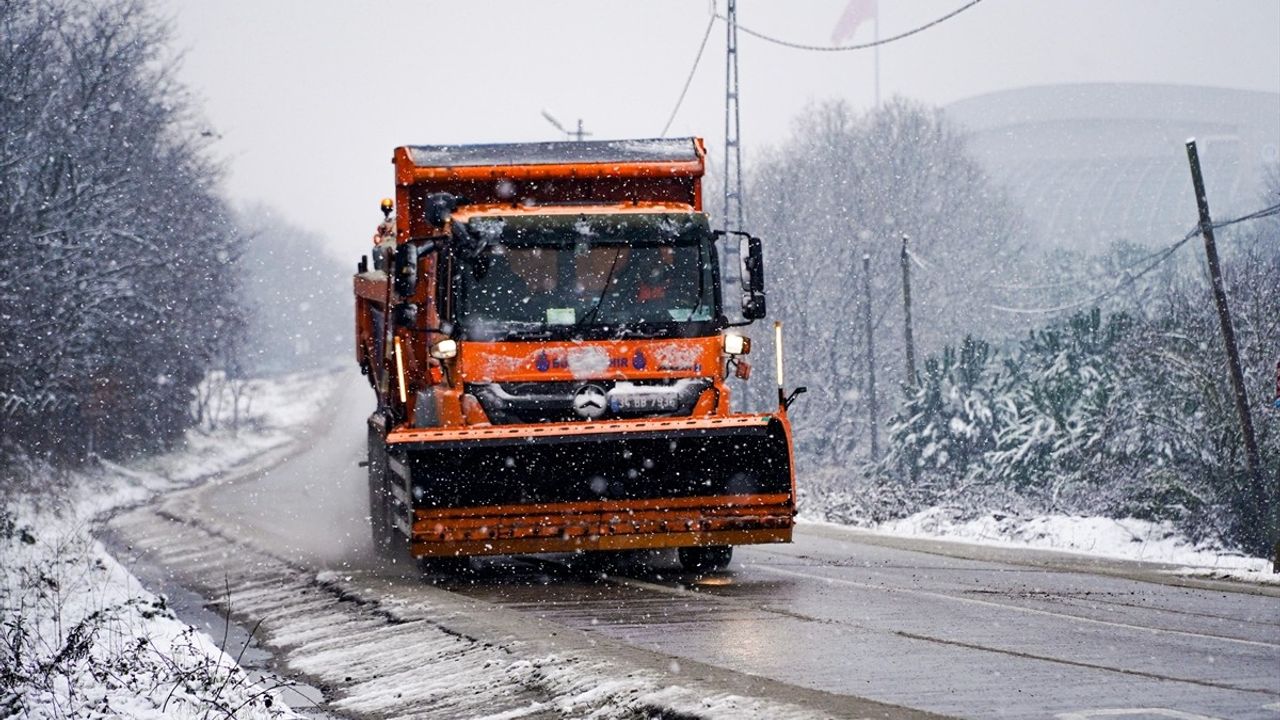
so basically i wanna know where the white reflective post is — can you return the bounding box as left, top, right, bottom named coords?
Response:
left=394, top=336, right=408, bottom=404
left=774, top=321, right=785, bottom=407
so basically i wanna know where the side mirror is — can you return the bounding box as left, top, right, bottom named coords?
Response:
left=740, top=235, right=765, bottom=293
left=740, top=235, right=766, bottom=320
left=451, top=221, right=487, bottom=259
left=425, top=192, right=459, bottom=228
left=393, top=302, right=418, bottom=327
left=393, top=243, right=418, bottom=297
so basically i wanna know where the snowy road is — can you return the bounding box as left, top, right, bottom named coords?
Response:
left=107, top=372, right=1280, bottom=719
left=446, top=534, right=1280, bottom=718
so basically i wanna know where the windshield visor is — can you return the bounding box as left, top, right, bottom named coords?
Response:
left=453, top=214, right=718, bottom=340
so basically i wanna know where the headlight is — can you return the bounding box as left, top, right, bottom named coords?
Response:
left=430, top=338, right=458, bottom=360
left=723, top=333, right=750, bottom=356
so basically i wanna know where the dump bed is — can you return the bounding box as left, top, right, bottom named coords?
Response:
left=391, top=137, right=706, bottom=240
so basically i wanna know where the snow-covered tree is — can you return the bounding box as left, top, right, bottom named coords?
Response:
left=0, top=0, right=244, bottom=466
left=745, top=98, right=1025, bottom=466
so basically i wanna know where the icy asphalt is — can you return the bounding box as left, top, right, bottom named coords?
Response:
left=106, top=372, right=1280, bottom=719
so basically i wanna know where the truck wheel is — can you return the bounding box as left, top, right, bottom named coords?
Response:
left=418, top=555, right=472, bottom=577
left=574, top=549, right=633, bottom=574
left=367, top=430, right=396, bottom=559
left=678, top=545, right=732, bottom=573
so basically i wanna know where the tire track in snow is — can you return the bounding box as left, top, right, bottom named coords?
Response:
left=107, top=498, right=939, bottom=720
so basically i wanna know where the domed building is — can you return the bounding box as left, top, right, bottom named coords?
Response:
left=946, top=84, right=1279, bottom=251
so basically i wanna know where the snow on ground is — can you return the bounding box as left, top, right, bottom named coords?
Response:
left=1, top=369, right=338, bottom=718
left=826, top=505, right=1278, bottom=585
left=81, top=369, right=336, bottom=519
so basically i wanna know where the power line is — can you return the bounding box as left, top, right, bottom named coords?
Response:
left=992, top=243, right=1200, bottom=293
left=717, top=0, right=984, bottom=53
left=990, top=230, right=1196, bottom=316
left=661, top=12, right=717, bottom=137
left=1205, top=201, right=1280, bottom=231
left=993, top=202, right=1280, bottom=293
left=989, top=202, right=1280, bottom=315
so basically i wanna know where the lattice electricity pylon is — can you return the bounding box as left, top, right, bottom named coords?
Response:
left=721, top=0, right=745, bottom=313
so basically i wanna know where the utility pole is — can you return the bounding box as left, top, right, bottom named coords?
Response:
left=722, top=0, right=745, bottom=305
left=900, top=234, right=917, bottom=387
left=1184, top=139, right=1269, bottom=562
left=873, top=8, right=881, bottom=107
left=863, top=253, right=879, bottom=463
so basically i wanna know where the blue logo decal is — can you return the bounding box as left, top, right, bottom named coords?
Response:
left=535, top=351, right=550, bottom=372
left=632, top=350, right=647, bottom=370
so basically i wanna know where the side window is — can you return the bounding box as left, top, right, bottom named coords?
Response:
left=707, top=240, right=724, bottom=320
left=436, top=248, right=455, bottom=323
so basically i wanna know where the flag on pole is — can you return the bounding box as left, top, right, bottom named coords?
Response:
left=831, top=0, right=878, bottom=44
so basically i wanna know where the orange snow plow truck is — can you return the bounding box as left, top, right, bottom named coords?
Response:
left=354, top=137, right=803, bottom=571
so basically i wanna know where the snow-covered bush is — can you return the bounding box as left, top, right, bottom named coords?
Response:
left=873, top=234, right=1279, bottom=555
left=0, top=370, right=331, bottom=718
left=985, top=310, right=1133, bottom=495
left=882, top=336, right=1001, bottom=483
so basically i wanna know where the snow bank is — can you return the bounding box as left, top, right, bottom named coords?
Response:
left=859, top=506, right=1277, bottom=585
left=0, top=511, right=298, bottom=719
left=1, top=369, right=338, bottom=718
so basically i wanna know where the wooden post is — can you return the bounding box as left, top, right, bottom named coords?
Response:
left=1184, top=139, right=1268, bottom=561
left=1275, top=359, right=1279, bottom=572
left=863, top=253, right=879, bottom=463
left=900, top=235, right=919, bottom=483
left=900, top=234, right=917, bottom=387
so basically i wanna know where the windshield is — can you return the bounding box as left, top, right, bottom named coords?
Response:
left=452, top=213, right=719, bottom=340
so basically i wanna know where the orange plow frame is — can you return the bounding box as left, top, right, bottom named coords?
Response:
left=383, top=414, right=797, bottom=558
left=409, top=494, right=792, bottom=557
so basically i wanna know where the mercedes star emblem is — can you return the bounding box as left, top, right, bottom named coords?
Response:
left=572, top=384, right=608, bottom=420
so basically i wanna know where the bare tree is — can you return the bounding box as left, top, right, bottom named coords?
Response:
left=0, top=0, right=244, bottom=468
left=745, top=98, right=1025, bottom=468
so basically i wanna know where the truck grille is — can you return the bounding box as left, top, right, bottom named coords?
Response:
left=467, top=378, right=711, bottom=425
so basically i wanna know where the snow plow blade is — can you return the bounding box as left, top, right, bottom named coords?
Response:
left=381, top=415, right=794, bottom=557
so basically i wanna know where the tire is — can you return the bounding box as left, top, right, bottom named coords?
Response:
left=574, top=549, right=634, bottom=574
left=678, top=545, right=733, bottom=573
left=367, top=427, right=396, bottom=559
left=418, top=555, right=473, bottom=577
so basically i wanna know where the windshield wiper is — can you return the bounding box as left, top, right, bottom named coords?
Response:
left=573, top=246, right=625, bottom=331
left=616, top=324, right=668, bottom=339
left=497, top=320, right=563, bottom=340
left=503, top=328, right=556, bottom=341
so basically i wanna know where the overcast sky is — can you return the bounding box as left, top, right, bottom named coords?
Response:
left=160, top=0, right=1280, bottom=261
